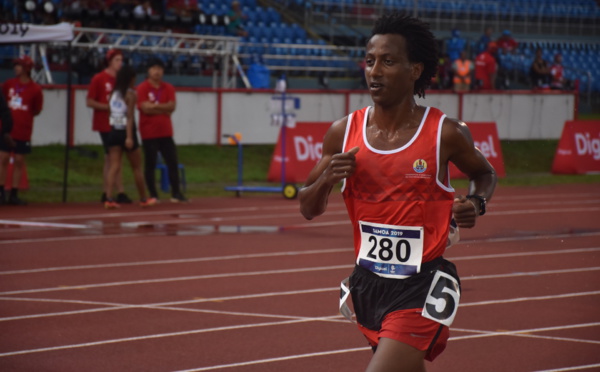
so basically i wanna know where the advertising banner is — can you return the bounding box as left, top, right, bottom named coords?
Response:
left=269, top=121, right=506, bottom=183
left=552, top=121, right=600, bottom=174
left=267, top=122, right=330, bottom=183
left=449, top=122, right=506, bottom=179
left=0, top=22, right=73, bottom=43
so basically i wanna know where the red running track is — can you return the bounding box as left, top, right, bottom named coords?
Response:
left=0, top=183, right=599, bottom=372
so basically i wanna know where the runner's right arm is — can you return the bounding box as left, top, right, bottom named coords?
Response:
left=299, top=117, right=358, bottom=220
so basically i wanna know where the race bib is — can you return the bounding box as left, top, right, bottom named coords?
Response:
left=356, top=221, right=424, bottom=279
left=109, top=114, right=126, bottom=129
left=422, top=270, right=460, bottom=326
left=10, top=96, right=23, bottom=109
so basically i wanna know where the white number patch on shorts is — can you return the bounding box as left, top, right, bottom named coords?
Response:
left=356, top=221, right=424, bottom=279
left=422, top=271, right=461, bottom=327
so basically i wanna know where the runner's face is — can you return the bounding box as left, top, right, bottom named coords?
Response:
left=364, top=34, right=423, bottom=106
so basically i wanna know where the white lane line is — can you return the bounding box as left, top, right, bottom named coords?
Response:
left=26, top=204, right=315, bottom=222
left=0, top=298, right=597, bottom=359
left=173, top=347, right=372, bottom=372
left=461, top=266, right=600, bottom=281
left=533, top=363, right=600, bottom=372
left=451, top=247, right=600, bottom=262
left=0, top=220, right=87, bottom=229
left=490, top=206, right=600, bottom=215
left=459, top=290, right=600, bottom=308
left=1, top=288, right=598, bottom=324
left=4, top=245, right=598, bottom=276
left=2, top=204, right=599, bottom=238
left=0, top=317, right=329, bottom=357
left=0, top=247, right=351, bottom=275
left=0, top=232, right=168, bottom=245
left=451, top=322, right=600, bottom=341
left=167, top=322, right=600, bottom=372
left=1, top=219, right=598, bottom=246
left=0, top=265, right=351, bottom=296
left=18, top=192, right=600, bottom=223
left=0, top=287, right=340, bottom=322
left=491, top=193, right=600, bottom=201
left=1, top=260, right=599, bottom=297
left=208, top=206, right=600, bottom=225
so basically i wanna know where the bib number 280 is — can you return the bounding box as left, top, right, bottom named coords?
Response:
left=422, top=271, right=460, bottom=327
left=367, top=236, right=411, bottom=262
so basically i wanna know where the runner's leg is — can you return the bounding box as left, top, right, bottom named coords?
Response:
left=365, top=338, right=426, bottom=372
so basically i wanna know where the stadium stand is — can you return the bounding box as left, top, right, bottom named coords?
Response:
left=1, top=0, right=599, bottom=102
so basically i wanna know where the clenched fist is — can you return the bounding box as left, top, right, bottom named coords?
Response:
left=452, top=195, right=479, bottom=228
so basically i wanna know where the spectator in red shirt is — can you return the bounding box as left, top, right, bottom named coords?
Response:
left=0, top=56, right=43, bottom=205
left=86, top=49, right=133, bottom=204
left=496, top=30, right=518, bottom=53
left=137, top=58, right=187, bottom=203
left=475, top=42, right=498, bottom=90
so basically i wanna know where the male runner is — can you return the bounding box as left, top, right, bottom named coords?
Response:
left=299, top=13, right=497, bottom=371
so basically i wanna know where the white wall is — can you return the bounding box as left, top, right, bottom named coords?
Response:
left=31, top=88, right=576, bottom=146
left=462, top=93, right=576, bottom=139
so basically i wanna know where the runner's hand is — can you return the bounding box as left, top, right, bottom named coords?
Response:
left=452, top=195, right=478, bottom=228
left=125, top=137, right=133, bottom=150
left=323, top=146, right=359, bottom=185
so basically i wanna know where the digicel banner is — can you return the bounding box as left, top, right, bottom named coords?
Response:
left=552, top=120, right=600, bottom=174
left=449, top=122, right=506, bottom=178
left=268, top=122, right=330, bottom=183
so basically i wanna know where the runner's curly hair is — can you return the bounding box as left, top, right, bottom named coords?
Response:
left=370, top=12, right=438, bottom=98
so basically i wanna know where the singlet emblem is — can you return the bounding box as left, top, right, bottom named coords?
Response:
left=413, top=159, right=427, bottom=173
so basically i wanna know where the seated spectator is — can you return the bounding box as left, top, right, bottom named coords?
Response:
left=452, top=50, right=474, bottom=92
left=550, top=53, right=566, bottom=90
left=429, top=54, right=452, bottom=90
left=497, top=30, right=518, bottom=53
left=530, top=48, right=551, bottom=88
left=475, top=42, right=498, bottom=90
left=446, top=28, right=466, bottom=62
left=475, top=26, right=494, bottom=55
left=133, top=1, right=153, bottom=17
left=227, top=1, right=248, bottom=37
left=166, top=0, right=197, bottom=17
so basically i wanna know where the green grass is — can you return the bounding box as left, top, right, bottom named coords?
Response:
left=15, top=139, right=600, bottom=203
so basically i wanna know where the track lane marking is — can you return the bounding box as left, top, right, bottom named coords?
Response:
left=175, top=323, right=600, bottom=371
left=173, top=347, right=372, bottom=372
left=0, top=220, right=87, bottom=229
left=3, top=246, right=599, bottom=276
left=13, top=192, right=600, bottom=222
left=1, top=289, right=598, bottom=323
left=1, top=261, right=598, bottom=296
left=533, top=363, right=600, bottom=371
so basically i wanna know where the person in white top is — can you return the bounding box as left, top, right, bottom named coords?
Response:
left=105, top=65, right=156, bottom=209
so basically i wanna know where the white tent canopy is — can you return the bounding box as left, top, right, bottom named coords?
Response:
left=0, top=22, right=74, bottom=43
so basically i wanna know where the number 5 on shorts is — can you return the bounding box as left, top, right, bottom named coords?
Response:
left=421, top=271, right=460, bottom=327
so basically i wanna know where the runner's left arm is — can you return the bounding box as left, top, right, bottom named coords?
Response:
left=442, top=118, right=497, bottom=228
